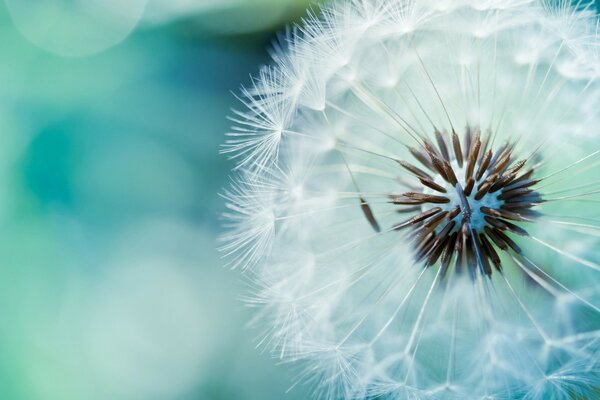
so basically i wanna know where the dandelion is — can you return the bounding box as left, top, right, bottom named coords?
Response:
left=221, top=0, right=600, bottom=398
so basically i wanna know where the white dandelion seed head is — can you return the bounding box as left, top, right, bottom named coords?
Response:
left=222, top=0, right=600, bottom=398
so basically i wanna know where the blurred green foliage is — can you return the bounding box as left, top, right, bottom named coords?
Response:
left=0, top=1, right=321, bottom=399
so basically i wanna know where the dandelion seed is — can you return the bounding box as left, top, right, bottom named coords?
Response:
left=222, top=0, right=600, bottom=398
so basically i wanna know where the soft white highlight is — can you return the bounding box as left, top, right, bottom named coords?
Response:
left=222, top=0, right=600, bottom=399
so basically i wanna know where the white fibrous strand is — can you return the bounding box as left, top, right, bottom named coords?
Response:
left=221, top=0, right=600, bottom=399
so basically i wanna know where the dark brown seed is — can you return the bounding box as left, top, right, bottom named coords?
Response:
left=360, top=197, right=380, bottom=232
left=429, top=152, right=451, bottom=182
left=480, top=234, right=502, bottom=272
left=473, top=234, right=492, bottom=276
left=489, top=172, right=518, bottom=193
left=415, top=233, right=436, bottom=262
left=480, top=207, right=527, bottom=221
left=443, top=160, right=458, bottom=185
left=500, top=220, right=529, bottom=236
left=440, top=233, right=458, bottom=277
left=476, top=150, right=493, bottom=181
left=504, top=196, right=540, bottom=206
left=403, top=192, right=451, bottom=204
left=482, top=172, right=500, bottom=187
left=498, top=188, right=533, bottom=200
left=493, top=229, right=523, bottom=254
left=398, top=160, right=432, bottom=180
left=504, top=178, right=539, bottom=192
left=465, top=134, right=481, bottom=180
left=474, top=172, right=500, bottom=199
left=464, top=126, right=473, bottom=158
left=502, top=202, right=539, bottom=210
left=393, top=207, right=442, bottom=230
left=423, top=140, right=442, bottom=160
left=508, top=169, right=535, bottom=187
left=419, top=178, right=447, bottom=193
left=426, top=237, right=448, bottom=266
left=484, top=216, right=506, bottom=229
left=465, top=235, right=477, bottom=279
left=484, top=226, right=508, bottom=250
left=435, top=130, right=450, bottom=161
left=389, top=196, right=427, bottom=205
left=447, top=205, right=461, bottom=220
left=426, top=220, right=456, bottom=265
left=489, top=143, right=512, bottom=168
left=410, top=147, right=435, bottom=170
left=478, top=134, right=490, bottom=165
left=463, top=178, right=475, bottom=196
left=504, top=159, right=527, bottom=177
left=488, top=151, right=512, bottom=175
left=436, top=220, right=456, bottom=243
left=396, top=206, right=423, bottom=213
left=452, top=131, right=464, bottom=167
left=470, top=133, right=482, bottom=161
left=475, top=181, right=493, bottom=201
left=413, top=230, right=432, bottom=249
left=484, top=216, right=528, bottom=236
left=422, top=211, right=451, bottom=232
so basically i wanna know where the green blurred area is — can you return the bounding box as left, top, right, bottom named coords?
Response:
left=0, top=1, right=319, bottom=399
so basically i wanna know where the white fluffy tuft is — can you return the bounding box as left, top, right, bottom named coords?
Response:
left=222, top=1, right=600, bottom=398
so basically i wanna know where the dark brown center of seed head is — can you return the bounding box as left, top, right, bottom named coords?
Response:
left=390, top=127, right=543, bottom=279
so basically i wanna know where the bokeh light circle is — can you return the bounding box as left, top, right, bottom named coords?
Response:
left=6, top=0, right=147, bottom=57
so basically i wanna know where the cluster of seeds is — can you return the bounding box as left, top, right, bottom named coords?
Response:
left=382, top=127, right=543, bottom=278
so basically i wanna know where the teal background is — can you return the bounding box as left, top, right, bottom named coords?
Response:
left=0, top=1, right=318, bottom=399
left=0, top=1, right=598, bottom=399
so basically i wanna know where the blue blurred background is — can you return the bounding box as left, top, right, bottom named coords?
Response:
left=1, top=1, right=599, bottom=399
left=0, top=1, right=321, bottom=398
